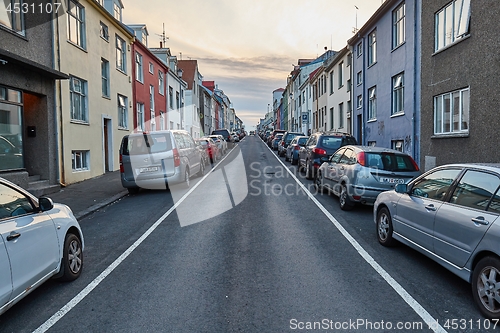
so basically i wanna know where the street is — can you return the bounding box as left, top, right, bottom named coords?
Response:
left=0, top=135, right=493, bottom=333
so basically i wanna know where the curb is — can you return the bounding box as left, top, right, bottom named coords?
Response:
left=74, top=190, right=129, bottom=221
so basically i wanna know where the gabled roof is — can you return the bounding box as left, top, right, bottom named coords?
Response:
left=309, top=66, right=323, bottom=81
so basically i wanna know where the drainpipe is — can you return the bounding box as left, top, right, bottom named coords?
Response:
left=54, top=7, right=66, bottom=186
left=413, top=0, right=420, bottom=165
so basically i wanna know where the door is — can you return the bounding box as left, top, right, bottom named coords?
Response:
left=433, top=170, right=500, bottom=266
left=0, top=184, right=59, bottom=301
left=103, top=118, right=112, bottom=172
left=324, top=147, right=345, bottom=191
left=394, top=168, right=462, bottom=252
left=0, top=236, right=12, bottom=308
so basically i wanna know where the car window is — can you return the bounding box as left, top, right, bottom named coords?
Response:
left=0, top=183, right=35, bottom=219
left=365, top=153, right=417, bottom=171
left=339, top=148, right=354, bottom=164
left=330, top=148, right=345, bottom=163
left=306, top=135, right=316, bottom=146
left=411, top=168, right=462, bottom=200
left=298, top=137, right=308, bottom=146
left=450, top=170, right=500, bottom=211
left=183, top=134, right=195, bottom=148
left=344, top=149, right=357, bottom=165
left=489, top=189, right=500, bottom=214
left=319, top=136, right=342, bottom=150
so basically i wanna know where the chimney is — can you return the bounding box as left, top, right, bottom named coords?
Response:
left=160, top=41, right=162, bottom=48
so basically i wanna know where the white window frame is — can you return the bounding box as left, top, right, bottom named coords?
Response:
left=434, top=88, right=469, bottom=135
left=357, top=71, right=362, bottom=86
left=158, top=71, right=164, bottom=95
left=356, top=41, right=362, bottom=57
left=149, top=62, right=154, bottom=74
left=70, top=76, right=88, bottom=123
left=101, top=58, right=109, bottom=98
left=368, top=86, right=376, bottom=120
left=368, top=30, right=377, bottom=66
left=72, top=150, right=90, bottom=172
left=357, top=95, right=363, bottom=109
left=338, top=102, right=344, bottom=129
left=115, top=35, right=126, bottom=72
left=67, top=0, right=86, bottom=49
left=338, top=62, right=344, bottom=89
left=136, top=102, right=144, bottom=131
left=118, top=94, right=128, bottom=129
left=99, top=21, right=109, bottom=41
left=135, top=52, right=143, bottom=83
left=392, top=2, right=406, bottom=49
left=149, top=85, right=155, bottom=111
left=392, top=73, right=404, bottom=115
left=435, top=0, right=471, bottom=52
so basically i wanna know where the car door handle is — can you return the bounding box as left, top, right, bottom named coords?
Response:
left=471, top=217, right=489, bottom=226
left=424, top=204, right=437, bottom=211
left=7, top=232, right=21, bottom=241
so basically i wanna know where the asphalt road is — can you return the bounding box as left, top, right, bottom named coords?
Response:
left=0, top=135, right=494, bottom=333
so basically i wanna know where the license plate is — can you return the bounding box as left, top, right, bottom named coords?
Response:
left=379, top=177, right=404, bottom=184
left=139, top=166, right=159, bottom=173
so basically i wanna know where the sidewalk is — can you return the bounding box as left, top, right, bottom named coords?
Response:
left=48, top=171, right=128, bottom=220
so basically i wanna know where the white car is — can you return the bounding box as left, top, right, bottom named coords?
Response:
left=0, top=177, right=84, bottom=315
left=208, top=134, right=227, bottom=154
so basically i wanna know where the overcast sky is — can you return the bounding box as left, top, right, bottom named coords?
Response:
left=122, top=0, right=385, bottom=130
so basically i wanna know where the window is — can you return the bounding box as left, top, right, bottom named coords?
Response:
left=148, top=62, right=153, bottom=74
left=368, top=86, right=376, bottom=120
left=357, top=95, right=363, bottom=109
left=149, top=85, right=155, bottom=111
left=392, top=140, right=404, bottom=152
left=434, top=88, right=469, bottom=135
left=338, top=62, right=344, bottom=89
left=67, top=0, right=86, bottom=48
left=170, top=121, right=174, bottom=130
left=329, top=71, right=334, bottom=95
left=392, top=2, right=405, bottom=48
left=113, top=2, right=121, bottom=21
left=99, top=21, right=109, bottom=41
left=357, top=71, right=362, bottom=86
left=435, top=0, right=471, bottom=51
left=0, top=182, right=35, bottom=219
left=411, top=168, right=461, bottom=200
left=135, top=52, right=143, bottom=82
left=329, top=107, right=334, bottom=130
left=116, top=35, right=126, bottom=72
left=368, top=30, right=376, bottom=66
left=136, top=103, right=144, bottom=131
left=176, top=91, right=180, bottom=109
left=1, top=0, right=24, bottom=34
left=72, top=151, right=89, bottom=171
left=118, top=94, right=127, bottom=129
left=368, top=141, right=376, bottom=147
left=392, top=73, right=404, bottom=115
left=158, top=71, right=164, bottom=95
left=160, top=112, right=165, bottom=130
left=0, top=85, right=24, bottom=170
left=169, top=86, right=173, bottom=108
left=339, top=103, right=344, bottom=129
left=101, top=58, right=109, bottom=98
left=451, top=171, right=500, bottom=211
left=357, top=41, right=362, bottom=57
left=347, top=79, right=351, bottom=92
left=70, top=76, right=88, bottom=122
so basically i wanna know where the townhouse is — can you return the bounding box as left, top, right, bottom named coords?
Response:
left=55, top=0, right=134, bottom=184
left=128, top=24, right=168, bottom=132
left=177, top=60, right=202, bottom=138
left=0, top=0, right=67, bottom=191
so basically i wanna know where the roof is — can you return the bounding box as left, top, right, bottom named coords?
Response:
left=177, top=60, right=198, bottom=90
left=309, top=66, right=322, bottom=81
left=0, top=48, right=68, bottom=80
left=348, top=0, right=397, bottom=45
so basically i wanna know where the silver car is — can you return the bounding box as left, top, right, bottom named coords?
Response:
left=374, top=163, right=500, bottom=319
left=120, top=130, right=206, bottom=194
left=0, top=177, right=84, bottom=315
left=315, top=145, right=420, bottom=210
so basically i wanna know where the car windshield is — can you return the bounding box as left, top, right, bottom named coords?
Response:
left=319, top=136, right=342, bottom=149
left=124, top=134, right=172, bottom=155
left=366, top=152, right=417, bottom=171
left=298, top=137, right=308, bottom=145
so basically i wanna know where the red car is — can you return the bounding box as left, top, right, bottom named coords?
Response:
left=196, top=138, right=220, bottom=163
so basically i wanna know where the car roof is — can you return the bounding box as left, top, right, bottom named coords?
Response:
left=345, top=145, right=410, bottom=155
left=437, top=163, right=500, bottom=172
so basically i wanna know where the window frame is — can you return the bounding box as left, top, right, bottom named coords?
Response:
left=72, top=150, right=90, bottom=172
left=433, top=87, right=469, bottom=135
left=1, top=0, right=25, bottom=35
left=69, top=75, right=88, bottom=123
left=136, top=102, right=144, bottom=131
left=392, top=2, right=406, bottom=49
left=368, top=30, right=377, bottom=66
left=368, top=86, right=377, bottom=120
left=67, top=0, right=86, bottom=49
left=392, top=73, right=404, bottom=115
left=135, top=52, right=144, bottom=83
left=118, top=94, right=128, bottom=129
left=115, top=35, right=126, bottom=73
left=435, top=0, right=471, bottom=52
left=101, top=58, right=110, bottom=98
left=99, top=21, right=109, bottom=41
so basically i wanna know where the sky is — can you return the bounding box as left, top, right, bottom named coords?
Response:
left=122, top=0, right=385, bottom=130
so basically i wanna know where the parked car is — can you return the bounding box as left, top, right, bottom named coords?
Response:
left=278, top=131, right=304, bottom=157
left=211, top=128, right=235, bottom=148
left=196, top=138, right=220, bottom=163
left=374, top=163, right=500, bottom=319
left=120, top=130, right=206, bottom=194
left=271, top=133, right=284, bottom=150
left=208, top=134, right=227, bottom=154
left=267, top=129, right=286, bottom=147
left=316, top=146, right=420, bottom=210
left=0, top=177, right=84, bottom=316
left=285, top=136, right=309, bottom=165
left=231, top=132, right=240, bottom=143
left=299, top=131, right=358, bottom=180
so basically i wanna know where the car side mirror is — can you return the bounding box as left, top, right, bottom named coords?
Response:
left=395, top=183, right=408, bottom=194
left=39, top=197, right=54, bottom=212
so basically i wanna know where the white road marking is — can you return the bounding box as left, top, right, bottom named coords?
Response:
left=265, top=141, right=447, bottom=333
left=32, top=147, right=237, bottom=333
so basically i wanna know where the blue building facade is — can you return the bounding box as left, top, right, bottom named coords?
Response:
left=349, top=0, right=421, bottom=164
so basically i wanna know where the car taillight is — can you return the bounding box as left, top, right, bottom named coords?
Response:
left=294, top=145, right=300, bottom=150
left=119, top=154, right=124, bottom=173
left=313, top=147, right=327, bottom=155
left=173, top=148, right=181, bottom=167
left=357, top=151, right=366, bottom=166
left=281, top=141, right=285, bottom=146
left=410, top=157, right=420, bottom=171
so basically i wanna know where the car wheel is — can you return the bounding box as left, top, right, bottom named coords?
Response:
left=57, top=233, right=83, bottom=281
left=339, top=184, right=354, bottom=211
left=472, top=256, right=500, bottom=319
left=315, top=172, right=324, bottom=193
left=376, top=207, right=396, bottom=246
left=197, top=159, right=206, bottom=177
left=127, top=187, right=140, bottom=195
left=305, top=160, right=313, bottom=180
